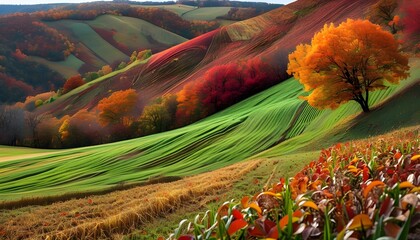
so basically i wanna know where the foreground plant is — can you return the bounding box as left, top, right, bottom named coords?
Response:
left=167, top=130, right=420, bottom=239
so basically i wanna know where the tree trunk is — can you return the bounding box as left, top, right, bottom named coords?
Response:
left=354, top=92, right=370, bottom=112
left=360, top=101, right=370, bottom=112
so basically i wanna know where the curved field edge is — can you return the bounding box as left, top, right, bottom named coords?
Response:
left=0, top=59, right=419, bottom=200
left=0, top=160, right=261, bottom=239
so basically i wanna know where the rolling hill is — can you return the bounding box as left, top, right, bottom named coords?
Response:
left=36, top=0, right=378, bottom=119
left=44, top=15, right=188, bottom=76
left=1, top=58, right=418, bottom=200
left=1, top=3, right=245, bottom=103
left=1, top=0, right=419, bottom=238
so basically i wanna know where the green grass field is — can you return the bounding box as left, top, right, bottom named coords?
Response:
left=87, top=15, right=187, bottom=51
left=134, top=4, right=197, bottom=16
left=47, top=20, right=128, bottom=64
left=181, top=7, right=232, bottom=21
left=0, top=146, right=54, bottom=158
left=27, top=54, right=84, bottom=79
left=1, top=58, right=418, bottom=201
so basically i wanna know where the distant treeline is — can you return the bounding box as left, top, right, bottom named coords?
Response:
left=0, top=4, right=68, bottom=15
left=1, top=1, right=282, bottom=16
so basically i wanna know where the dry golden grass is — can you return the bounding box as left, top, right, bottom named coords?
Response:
left=0, top=160, right=261, bottom=239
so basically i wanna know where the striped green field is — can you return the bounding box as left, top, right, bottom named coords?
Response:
left=87, top=15, right=187, bottom=51
left=48, top=20, right=128, bottom=63
left=0, top=59, right=418, bottom=201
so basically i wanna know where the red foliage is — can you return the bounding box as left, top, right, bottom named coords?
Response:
left=0, top=73, right=35, bottom=103
left=92, top=27, right=130, bottom=55
left=401, top=0, right=420, bottom=44
left=62, top=75, right=85, bottom=94
left=176, top=57, right=279, bottom=123
left=0, top=14, right=74, bottom=61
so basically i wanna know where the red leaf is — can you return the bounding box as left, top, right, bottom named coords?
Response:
left=394, top=152, right=402, bottom=160
left=384, top=222, right=400, bottom=238
left=178, top=235, right=194, bottom=240
left=232, top=209, right=243, bottom=220
left=228, top=219, right=248, bottom=235
left=379, top=197, right=392, bottom=216
left=363, top=166, right=369, bottom=182
left=267, top=225, right=279, bottom=238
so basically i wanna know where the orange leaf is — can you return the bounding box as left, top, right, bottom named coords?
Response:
left=346, top=214, right=373, bottom=230
left=394, top=152, right=402, bottom=160
left=363, top=181, right=385, bottom=198
left=249, top=202, right=262, bottom=214
left=322, top=189, right=334, bottom=198
left=300, top=200, right=319, bottom=210
left=411, top=155, right=420, bottom=162
left=279, top=210, right=302, bottom=230
left=399, top=181, right=415, bottom=189
left=257, top=191, right=282, bottom=199
left=228, top=219, right=247, bottom=235
left=241, top=196, right=249, bottom=208
left=347, top=165, right=357, bottom=170
left=410, top=186, right=420, bottom=193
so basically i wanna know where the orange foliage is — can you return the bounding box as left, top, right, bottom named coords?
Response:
left=62, top=75, right=85, bottom=94
left=287, top=19, right=409, bottom=112
left=97, top=89, right=138, bottom=126
left=100, top=65, right=112, bottom=76
left=59, top=109, right=102, bottom=147
left=175, top=81, right=202, bottom=126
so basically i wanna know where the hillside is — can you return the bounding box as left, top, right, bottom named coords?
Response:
left=1, top=57, right=418, bottom=200
left=1, top=0, right=419, bottom=238
left=37, top=0, right=377, bottom=118
left=0, top=3, right=234, bottom=103
left=0, top=60, right=418, bottom=238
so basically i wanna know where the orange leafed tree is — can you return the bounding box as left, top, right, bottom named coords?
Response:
left=287, top=19, right=409, bottom=112
left=97, top=89, right=138, bottom=126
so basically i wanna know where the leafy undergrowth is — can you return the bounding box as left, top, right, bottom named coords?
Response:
left=0, top=160, right=260, bottom=240
left=167, top=127, right=420, bottom=239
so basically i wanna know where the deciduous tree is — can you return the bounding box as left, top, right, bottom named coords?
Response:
left=97, top=89, right=138, bottom=126
left=287, top=19, right=409, bottom=112
left=63, top=75, right=85, bottom=94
